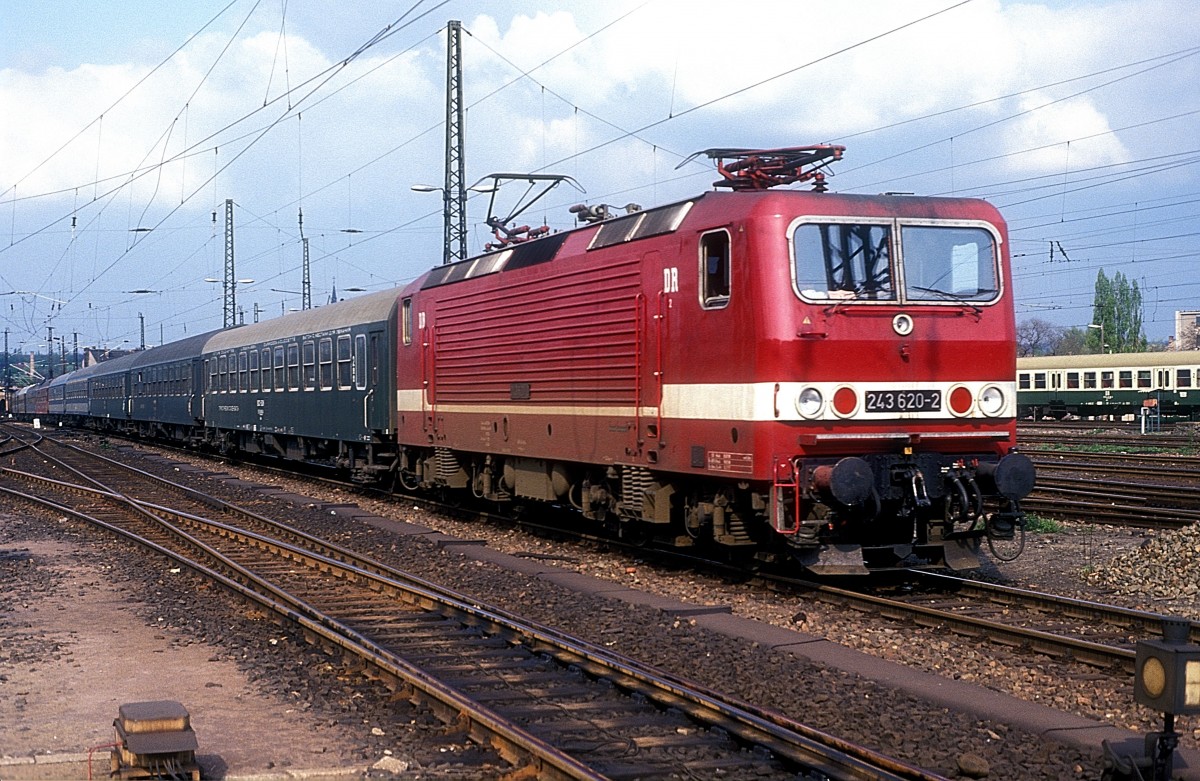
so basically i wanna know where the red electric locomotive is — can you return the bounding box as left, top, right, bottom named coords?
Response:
left=396, top=146, right=1034, bottom=573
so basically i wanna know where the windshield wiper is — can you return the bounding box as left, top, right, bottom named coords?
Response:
left=907, top=285, right=992, bottom=316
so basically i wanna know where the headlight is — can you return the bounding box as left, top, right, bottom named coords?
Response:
left=796, top=387, right=823, bottom=418
left=979, top=385, right=1005, bottom=416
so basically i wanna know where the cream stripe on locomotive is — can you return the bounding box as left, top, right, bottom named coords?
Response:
left=397, top=380, right=1016, bottom=423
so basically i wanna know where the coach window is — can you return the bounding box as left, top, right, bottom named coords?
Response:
left=337, top=335, right=353, bottom=389
left=699, top=231, right=731, bottom=309
left=1084, top=372, right=1097, bottom=389
left=1033, top=372, right=1046, bottom=390
left=1018, top=373, right=1030, bottom=390
left=318, top=337, right=333, bottom=390
left=261, top=349, right=272, bottom=392
left=273, top=346, right=286, bottom=391
left=370, top=334, right=380, bottom=386
left=1118, top=370, right=1133, bottom=389
left=249, top=350, right=260, bottom=392
left=1137, top=370, right=1152, bottom=389
left=354, top=334, right=367, bottom=390
left=1178, top=369, right=1193, bottom=388
left=794, top=222, right=895, bottom=301
left=287, top=344, right=300, bottom=390
left=218, top=355, right=228, bottom=393
left=1066, top=372, right=1080, bottom=389
left=207, top=360, right=216, bottom=392
left=402, top=298, right=413, bottom=345
left=302, top=341, right=316, bottom=390
left=1101, top=371, right=1114, bottom=389
left=238, top=352, right=249, bottom=392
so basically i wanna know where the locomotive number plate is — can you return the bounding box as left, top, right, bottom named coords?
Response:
left=864, top=389, right=942, bottom=413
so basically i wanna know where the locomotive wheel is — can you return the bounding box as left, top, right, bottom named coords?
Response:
left=616, top=520, right=653, bottom=547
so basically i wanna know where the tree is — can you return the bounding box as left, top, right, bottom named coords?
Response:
left=1016, top=318, right=1063, bottom=356
left=1089, top=269, right=1146, bottom=353
left=1056, top=326, right=1089, bottom=355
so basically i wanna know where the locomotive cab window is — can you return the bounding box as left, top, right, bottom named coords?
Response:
left=793, top=219, right=999, bottom=305
left=900, top=226, right=998, bottom=303
left=794, top=222, right=894, bottom=301
left=402, top=298, right=413, bottom=346
left=699, top=230, right=731, bottom=309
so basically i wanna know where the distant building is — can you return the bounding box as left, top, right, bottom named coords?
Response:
left=1175, top=311, right=1200, bottom=351
left=82, top=347, right=135, bottom=367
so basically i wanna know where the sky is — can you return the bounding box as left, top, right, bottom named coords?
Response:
left=1, top=0, right=1198, bottom=358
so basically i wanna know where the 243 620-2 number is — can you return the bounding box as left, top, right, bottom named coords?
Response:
left=864, top=389, right=941, bottom=413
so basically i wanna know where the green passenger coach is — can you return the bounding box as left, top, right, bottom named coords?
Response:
left=200, top=288, right=398, bottom=478
left=1017, top=351, right=1200, bottom=420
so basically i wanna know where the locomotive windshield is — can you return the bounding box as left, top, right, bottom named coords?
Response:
left=793, top=220, right=999, bottom=304
left=794, top=223, right=895, bottom=300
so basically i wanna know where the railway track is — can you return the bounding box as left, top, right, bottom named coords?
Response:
left=1022, top=447, right=1200, bottom=528
left=1018, top=429, right=1200, bottom=451
left=0, top=429, right=944, bottom=781
left=763, top=570, right=1198, bottom=674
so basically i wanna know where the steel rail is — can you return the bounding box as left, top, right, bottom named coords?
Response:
left=909, top=571, right=1200, bottom=644
left=765, top=573, right=1137, bottom=672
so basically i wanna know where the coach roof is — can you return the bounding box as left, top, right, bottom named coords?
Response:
left=1018, top=351, right=1200, bottom=370
left=202, top=288, right=400, bottom=353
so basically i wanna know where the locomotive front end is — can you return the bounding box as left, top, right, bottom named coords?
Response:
left=764, top=192, right=1035, bottom=573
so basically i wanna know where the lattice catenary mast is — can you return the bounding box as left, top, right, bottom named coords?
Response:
left=443, top=20, right=467, bottom=265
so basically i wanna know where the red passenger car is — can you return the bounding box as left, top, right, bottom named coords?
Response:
left=395, top=147, right=1034, bottom=573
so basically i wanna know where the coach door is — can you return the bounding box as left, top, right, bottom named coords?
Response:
left=361, top=331, right=387, bottom=432
left=189, top=358, right=204, bottom=421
